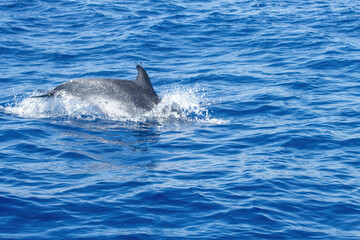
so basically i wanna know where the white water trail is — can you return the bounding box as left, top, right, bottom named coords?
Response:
left=3, top=86, right=228, bottom=124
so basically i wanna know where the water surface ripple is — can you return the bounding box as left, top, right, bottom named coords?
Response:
left=1, top=0, right=360, bottom=239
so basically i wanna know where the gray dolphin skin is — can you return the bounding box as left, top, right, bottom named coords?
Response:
left=34, top=65, right=160, bottom=111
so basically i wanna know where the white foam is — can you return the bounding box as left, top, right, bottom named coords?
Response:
left=4, top=86, right=228, bottom=125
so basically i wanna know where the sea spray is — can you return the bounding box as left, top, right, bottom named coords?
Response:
left=3, top=86, right=226, bottom=124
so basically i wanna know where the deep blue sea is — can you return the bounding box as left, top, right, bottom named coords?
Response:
left=1, top=0, right=360, bottom=239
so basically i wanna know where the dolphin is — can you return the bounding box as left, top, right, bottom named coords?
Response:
left=33, top=65, right=161, bottom=111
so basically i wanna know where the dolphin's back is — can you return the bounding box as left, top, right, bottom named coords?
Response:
left=51, top=78, right=160, bottom=110
left=33, top=65, right=160, bottom=111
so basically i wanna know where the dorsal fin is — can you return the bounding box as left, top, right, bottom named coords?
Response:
left=135, top=65, right=156, bottom=94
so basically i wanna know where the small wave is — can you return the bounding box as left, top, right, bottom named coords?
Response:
left=3, top=86, right=227, bottom=125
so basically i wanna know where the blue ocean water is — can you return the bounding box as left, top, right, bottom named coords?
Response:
left=1, top=0, right=360, bottom=239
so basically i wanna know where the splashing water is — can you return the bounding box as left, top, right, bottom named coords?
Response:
left=3, top=86, right=227, bottom=124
